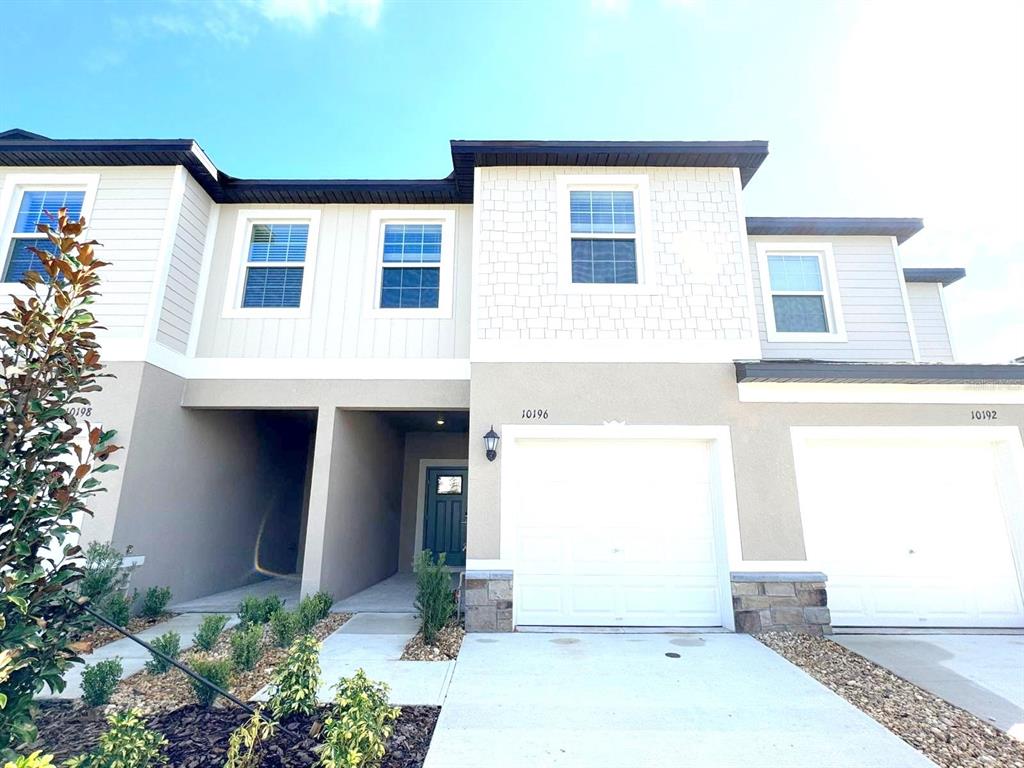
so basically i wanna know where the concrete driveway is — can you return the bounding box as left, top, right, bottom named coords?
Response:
left=835, top=633, right=1024, bottom=737
left=424, top=633, right=935, bottom=768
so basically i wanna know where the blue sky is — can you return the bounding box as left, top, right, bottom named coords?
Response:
left=1, top=0, right=1021, bottom=360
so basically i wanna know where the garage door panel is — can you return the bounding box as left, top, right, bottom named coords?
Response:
left=797, top=435, right=1024, bottom=628
left=512, top=437, right=725, bottom=628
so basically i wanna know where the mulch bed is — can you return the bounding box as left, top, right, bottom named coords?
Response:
left=400, top=623, right=464, bottom=662
left=33, top=701, right=440, bottom=767
left=72, top=613, right=177, bottom=653
left=758, top=631, right=1024, bottom=768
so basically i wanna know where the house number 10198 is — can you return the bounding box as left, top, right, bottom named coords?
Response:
left=970, top=409, right=997, bottom=420
left=522, top=409, right=549, bottom=420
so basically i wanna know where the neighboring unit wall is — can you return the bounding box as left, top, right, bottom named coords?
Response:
left=907, top=282, right=954, bottom=362
left=316, top=410, right=405, bottom=598
left=474, top=166, right=754, bottom=351
left=156, top=174, right=213, bottom=352
left=749, top=236, right=916, bottom=361
left=398, top=431, right=469, bottom=571
left=196, top=204, right=472, bottom=359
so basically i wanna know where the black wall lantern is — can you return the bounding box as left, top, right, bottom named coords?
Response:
left=483, top=426, right=500, bottom=462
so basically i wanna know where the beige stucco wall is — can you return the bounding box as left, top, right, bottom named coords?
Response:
left=397, top=432, right=469, bottom=571
left=467, top=362, right=1024, bottom=562
left=181, top=377, right=469, bottom=410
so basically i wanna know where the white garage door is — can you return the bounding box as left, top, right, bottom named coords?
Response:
left=512, top=437, right=725, bottom=627
left=795, top=435, right=1024, bottom=628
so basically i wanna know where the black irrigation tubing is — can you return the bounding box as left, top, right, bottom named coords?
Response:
left=79, top=603, right=312, bottom=747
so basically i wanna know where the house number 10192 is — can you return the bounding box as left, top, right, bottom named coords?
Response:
left=970, top=409, right=997, bottom=420
left=522, top=409, right=549, bottom=420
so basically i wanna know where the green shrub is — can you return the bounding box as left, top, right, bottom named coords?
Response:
left=79, top=542, right=132, bottom=603
left=144, top=632, right=180, bottom=676
left=140, top=586, right=172, bottom=619
left=269, top=635, right=321, bottom=719
left=3, top=751, right=55, bottom=768
left=66, top=709, right=167, bottom=768
left=238, top=595, right=282, bottom=626
left=414, top=550, right=455, bottom=646
left=224, top=708, right=276, bottom=768
left=81, top=658, right=123, bottom=707
left=318, top=669, right=400, bottom=768
left=297, top=591, right=333, bottom=633
left=188, top=658, right=233, bottom=708
left=230, top=625, right=263, bottom=671
left=101, top=590, right=136, bottom=626
left=192, top=614, right=229, bottom=652
left=270, top=610, right=299, bottom=648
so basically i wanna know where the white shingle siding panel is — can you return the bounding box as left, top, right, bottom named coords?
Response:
left=475, top=166, right=753, bottom=342
left=750, top=235, right=916, bottom=361
left=196, top=204, right=471, bottom=359
left=156, top=175, right=212, bottom=352
left=907, top=282, right=954, bottom=362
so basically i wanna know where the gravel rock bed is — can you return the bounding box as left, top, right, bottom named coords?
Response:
left=401, top=624, right=464, bottom=661
left=33, top=701, right=440, bottom=767
left=758, top=632, right=1024, bottom=768
left=72, top=613, right=177, bottom=653
left=109, top=612, right=352, bottom=715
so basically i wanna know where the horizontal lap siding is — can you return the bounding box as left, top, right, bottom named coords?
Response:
left=749, top=235, right=915, bottom=361
left=197, top=204, right=471, bottom=359
left=157, top=175, right=212, bottom=352
left=907, top=282, right=954, bottom=362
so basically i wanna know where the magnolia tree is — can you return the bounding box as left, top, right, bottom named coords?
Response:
left=0, top=208, right=120, bottom=754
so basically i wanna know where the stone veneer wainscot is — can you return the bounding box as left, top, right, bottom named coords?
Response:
left=731, top=572, right=832, bottom=635
left=464, top=571, right=513, bottom=632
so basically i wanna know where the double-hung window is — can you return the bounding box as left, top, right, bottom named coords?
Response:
left=3, top=190, right=86, bottom=282
left=569, top=190, right=638, bottom=284
left=367, top=211, right=454, bottom=318
left=757, top=242, right=845, bottom=341
left=224, top=210, right=319, bottom=317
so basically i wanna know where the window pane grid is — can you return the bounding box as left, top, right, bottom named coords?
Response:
left=767, top=254, right=823, bottom=292
left=380, top=266, right=440, bottom=308
left=570, top=190, right=636, bottom=234
left=14, top=190, right=85, bottom=233
left=248, top=223, right=308, bottom=263
left=382, top=223, right=442, bottom=263
left=4, top=238, right=57, bottom=282
left=570, top=239, right=638, bottom=284
left=242, top=266, right=304, bottom=308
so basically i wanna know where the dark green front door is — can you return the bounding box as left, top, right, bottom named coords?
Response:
left=423, top=466, right=467, bottom=566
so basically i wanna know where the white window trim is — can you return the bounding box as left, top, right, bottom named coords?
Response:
left=0, top=173, right=100, bottom=290
left=365, top=209, right=455, bottom=319
left=556, top=174, right=657, bottom=295
left=756, top=241, right=847, bottom=343
left=222, top=209, right=320, bottom=319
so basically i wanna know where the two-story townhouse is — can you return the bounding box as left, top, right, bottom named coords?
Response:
left=1, top=128, right=1022, bottom=635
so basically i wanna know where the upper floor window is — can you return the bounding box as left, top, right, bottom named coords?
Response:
left=366, top=210, right=455, bottom=318
left=569, top=190, right=637, bottom=284
left=556, top=175, right=653, bottom=294
left=223, top=209, right=320, bottom=318
left=756, top=242, right=846, bottom=343
left=0, top=175, right=98, bottom=285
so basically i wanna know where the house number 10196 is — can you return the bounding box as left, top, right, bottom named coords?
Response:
left=522, top=409, right=549, bottom=420
left=970, top=409, right=997, bottom=420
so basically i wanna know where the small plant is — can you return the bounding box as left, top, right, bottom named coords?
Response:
left=3, top=752, right=55, bottom=768
left=238, top=595, right=283, bottom=626
left=193, top=614, right=229, bottom=651
left=414, top=550, right=455, bottom=646
left=269, top=635, right=321, bottom=719
left=297, top=591, right=333, bottom=633
left=102, top=590, right=137, bottom=626
left=318, top=669, right=400, bottom=768
left=224, top=708, right=276, bottom=768
left=79, top=542, right=133, bottom=603
left=188, top=658, right=233, bottom=707
left=144, top=632, right=180, bottom=675
left=140, top=586, right=172, bottom=618
left=270, top=609, right=299, bottom=648
left=66, top=709, right=167, bottom=768
left=230, top=625, right=263, bottom=671
left=81, top=658, right=123, bottom=707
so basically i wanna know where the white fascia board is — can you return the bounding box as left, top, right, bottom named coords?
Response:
left=472, top=338, right=761, bottom=363
left=738, top=381, right=1024, bottom=404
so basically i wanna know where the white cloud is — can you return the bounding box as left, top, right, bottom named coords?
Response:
left=255, top=0, right=381, bottom=29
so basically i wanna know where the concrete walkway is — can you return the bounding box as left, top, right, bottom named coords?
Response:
left=254, top=612, right=454, bottom=706
left=424, top=633, right=936, bottom=768
left=836, top=633, right=1024, bottom=736
left=332, top=573, right=418, bottom=613
left=43, top=613, right=239, bottom=699
left=171, top=576, right=300, bottom=613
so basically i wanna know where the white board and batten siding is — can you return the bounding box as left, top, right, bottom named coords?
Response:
left=906, top=282, right=954, bottom=362
left=195, top=204, right=472, bottom=360
left=156, top=175, right=213, bottom=353
left=749, top=236, right=916, bottom=361
left=0, top=166, right=177, bottom=341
